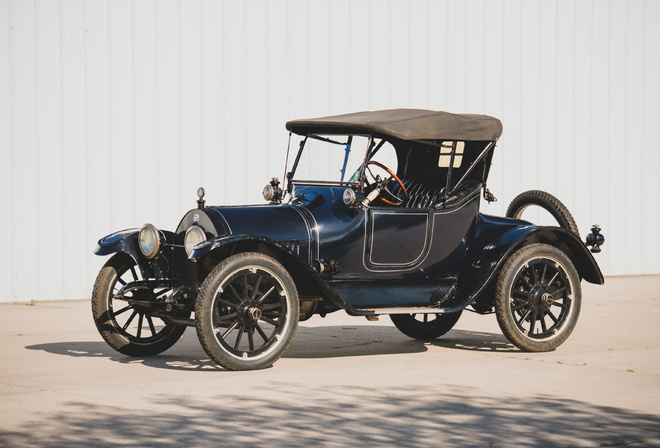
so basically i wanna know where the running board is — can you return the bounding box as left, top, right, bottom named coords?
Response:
left=347, top=306, right=461, bottom=317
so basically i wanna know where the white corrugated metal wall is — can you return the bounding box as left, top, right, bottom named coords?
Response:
left=1, top=0, right=658, bottom=302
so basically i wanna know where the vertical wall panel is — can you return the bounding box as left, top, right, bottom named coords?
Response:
left=36, top=0, right=65, bottom=298
left=178, top=0, right=204, bottom=210
left=1, top=0, right=658, bottom=301
left=624, top=1, right=645, bottom=274
left=571, top=0, right=593, bottom=243
left=155, top=0, right=183, bottom=225
left=606, top=0, right=628, bottom=272
left=13, top=0, right=40, bottom=301
left=86, top=0, right=111, bottom=285
left=265, top=0, right=290, bottom=177
left=200, top=0, right=226, bottom=205
left=0, top=0, right=14, bottom=299
left=132, top=0, right=159, bottom=224
left=641, top=0, right=660, bottom=274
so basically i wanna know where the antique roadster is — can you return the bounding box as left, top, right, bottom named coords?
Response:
left=92, top=109, right=605, bottom=370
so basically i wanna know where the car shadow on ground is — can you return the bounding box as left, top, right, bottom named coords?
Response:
left=1, top=383, right=658, bottom=447
left=24, top=326, right=515, bottom=371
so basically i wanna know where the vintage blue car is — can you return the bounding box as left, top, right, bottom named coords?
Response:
left=92, top=109, right=605, bottom=370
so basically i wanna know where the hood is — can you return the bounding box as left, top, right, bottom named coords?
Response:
left=207, top=204, right=313, bottom=245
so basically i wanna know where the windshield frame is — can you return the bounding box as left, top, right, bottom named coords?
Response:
left=287, top=133, right=375, bottom=189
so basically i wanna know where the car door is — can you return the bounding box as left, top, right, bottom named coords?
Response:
left=364, top=208, right=431, bottom=271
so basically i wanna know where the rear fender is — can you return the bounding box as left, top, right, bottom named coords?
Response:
left=94, top=228, right=174, bottom=279
left=453, top=226, right=604, bottom=310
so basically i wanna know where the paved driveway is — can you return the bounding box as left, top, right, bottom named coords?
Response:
left=1, top=276, right=659, bottom=447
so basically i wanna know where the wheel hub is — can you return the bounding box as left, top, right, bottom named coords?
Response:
left=237, top=301, right=262, bottom=324
left=541, top=292, right=554, bottom=307
left=530, top=287, right=553, bottom=313
left=247, top=306, right=262, bottom=321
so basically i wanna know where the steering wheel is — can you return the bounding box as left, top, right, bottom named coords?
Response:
left=365, top=160, right=409, bottom=206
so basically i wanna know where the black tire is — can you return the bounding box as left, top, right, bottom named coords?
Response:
left=495, top=243, right=581, bottom=352
left=91, top=253, right=188, bottom=356
left=506, top=190, right=579, bottom=237
left=195, top=252, right=299, bottom=371
left=390, top=311, right=462, bottom=340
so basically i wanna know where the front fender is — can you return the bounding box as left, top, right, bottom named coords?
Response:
left=94, top=228, right=174, bottom=279
left=95, top=229, right=140, bottom=259
left=451, top=226, right=604, bottom=310
left=190, top=234, right=356, bottom=313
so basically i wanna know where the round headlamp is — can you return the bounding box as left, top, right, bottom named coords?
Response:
left=138, top=223, right=162, bottom=259
left=263, top=184, right=275, bottom=201
left=184, top=225, right=207, bottom=258
left=343, top=188, right=357, bottom=205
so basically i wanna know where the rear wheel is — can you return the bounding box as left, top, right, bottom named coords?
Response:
left=91, top=254, right=188, bottom=356
left=495, top=244, right=581, bottom=352
left=195, top=253, right=299, bottom=371
left=390, top=311, right=462, bottom=340
left=506, top=190, right=579, bottom=237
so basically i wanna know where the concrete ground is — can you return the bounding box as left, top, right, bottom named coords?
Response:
left=1, top=275, right=659, bottom=447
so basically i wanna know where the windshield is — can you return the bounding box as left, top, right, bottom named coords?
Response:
left=290, top=135, right=371, bottom=184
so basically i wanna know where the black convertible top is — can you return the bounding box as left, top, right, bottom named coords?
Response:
left=286, top=109, right=503, bottom=142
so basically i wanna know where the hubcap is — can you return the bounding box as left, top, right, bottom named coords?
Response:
left=529, top=287, right=554, bottom=312
left=247, top=306, right=262, bottom=321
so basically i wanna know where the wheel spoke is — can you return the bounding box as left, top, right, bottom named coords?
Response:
left=259, top=315, right=278, bottom=326
left=512, top=300, right=529, bottom=312
left=546, top=309, right=558, bottom=324
left=550, top=287, right=567, bottom=300
left=130, top=266, right=138, bottom=281
left=254, top=322, right=269, bottom=342
left=216, top=312, right=238, bottom=323
left=531, top=263, right=539, bottom=284
left=146, top=315, right=157, bottom=336
left=250, top=275, right=262, bottom=300
left=220, top=320, right=239, bottom=340
left=227, top=284, right=242, bottom=302
left=215, top=296, right=238, bottom=309
left=242, top=275, right=249, bottom=299
left=551, top=301, right=568, bottom=310
left=517, top=309, right=531, bottom=326
left=540, top=264, right=548, bottom=284
left=257, top=285, right=276, bottom=305
left=233, top=324, right=244, bottom=349
left=260, top=303, right=282, bottom=312
left=113, top=304, right=133, bottom=316
left=528, top=313, right=537, bottom=335
left=520, top=273, right=533, bottom=290
left=136, top=313, right=144, bottom=338
left=247, top=327, right=255, bottom=351
left=122, top=309, right=139, bottom=331
left=540, top=314, right=548, bottom=333
left=512, top=289, right=529, bottom=298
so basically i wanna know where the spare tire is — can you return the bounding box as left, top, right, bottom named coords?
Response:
left=506, top=190, right=579, bottom=237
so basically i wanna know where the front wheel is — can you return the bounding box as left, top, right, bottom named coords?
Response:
left=91, top=253, right=188, bottom=356
left=495, top=243, right=581, bottom=352
left=195, top=253, right=299, bottom=371
left=390, top=311, right=462, bottom=340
